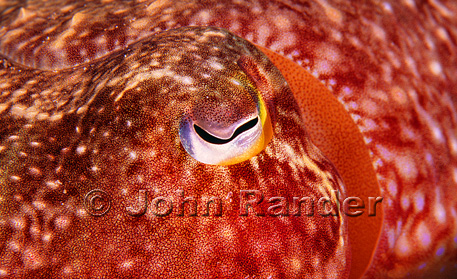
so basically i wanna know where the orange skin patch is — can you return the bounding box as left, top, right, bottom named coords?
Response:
left=259, top=45, right=383, bottom=279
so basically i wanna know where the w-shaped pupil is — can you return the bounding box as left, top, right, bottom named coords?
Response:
left=194, top=117, right=259, bottom=145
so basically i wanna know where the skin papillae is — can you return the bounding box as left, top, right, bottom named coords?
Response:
left=0, top=0, right=456, bottom=278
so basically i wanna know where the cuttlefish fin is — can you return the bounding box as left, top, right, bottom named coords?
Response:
left=257, top=45, right=383, bottom=279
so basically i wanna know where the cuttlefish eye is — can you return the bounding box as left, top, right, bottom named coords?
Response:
left=179, top=71, right=273, bottom=165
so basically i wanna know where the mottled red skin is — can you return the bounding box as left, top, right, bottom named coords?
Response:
left=0, top=0, right=457, bottom=278
left=0, top=24, right=350, bottom=278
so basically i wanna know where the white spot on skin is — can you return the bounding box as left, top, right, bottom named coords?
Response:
left=179, top=76, right=194, bottom=85
left=431, top=125, right=444, bottom=143
left=361, top=118, right=379, bottom=133
left=317, top=0, right=343, bottom=24
left=70, top=12, right=88, bottom=27
left=395, top=155, right=417, bottom=180
left=76, top=145, right=86, bottom=155
left=256, top=25, right=271, bottom=46
left=30, top=141, right=41, bottom=147
left=429, top=60, right=443, bottom=75
left=395, top=234, right=410, bottom=256
left=49, top=113, right=63, bottom=121
left=387, top=229, right=396, bottom=249
left=435, top=203, right=446, bottom=224
left=32, top=201, right=46, bottom=210
left=429, top=0, right=453, bottom=17
left=369, top=21, right=386, bottom=41
left=414, top=192, right=425, bottom=212
left=46, top=180, right=61, bottom=190
left=277, top=32, right=297, bottom=49
left=289, top=257, right=302, bottom=273
left=387, top=180, right=398, bottom=196
left=424, top=35, right=436, bottom=50
left=391, top=86, right=408, bottom=105
left=29, top=225, right=40, bottom=237
left=121, top=259, right=134, bottom=269
left=416, top=222, right=431, bottom=248
left=376, top=144, right=395, bottom=163
left=401, top=196, right=410, bottom=211
left=273, top=14, right=292, bottom=29
left=23, top=248, right=43, bottom=269
left=413, top=98, right=445, bottom=143
left=12, top=88, right=27, bottom=99
left=404, top=56, right=419, bottom=78
left=62, top=265, right=73, bottom=274
left=42, top=233, right=52, bottom=243
left=313, top=44, right=340, bottom=75
left=76, top=208, right=87, bottom=218
left=55, top=215, right=71, bottom=230
left=9, top=175, right=21, bottom=182
left=435, top=27, right=450, bottom=42
left=7, top=241, right=21, bottom=252
left=382, top=2, right=393, bottom=13
left=10, top=104, right=27, bottom=118
left=449, top=137, right=457, bottom=156
left=402, top=0, right=416, bottom=9
left=424, top=152, right=434, bottom=165
left=208, top=61, right=224, bottom=70
left=11, top=217, right=26, bottom=230
left=195, top=10, right=212, bottom=24
left=244, top=32, right=254, bottom=43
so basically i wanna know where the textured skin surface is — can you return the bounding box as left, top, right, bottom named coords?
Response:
left=1, top=0, right=457, bottom=278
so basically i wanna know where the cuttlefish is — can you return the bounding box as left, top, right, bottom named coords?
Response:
left=1, top=0, right=456, bottom=278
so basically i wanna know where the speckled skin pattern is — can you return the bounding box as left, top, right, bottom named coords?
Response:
left=0, top=0, right=457, bottom=278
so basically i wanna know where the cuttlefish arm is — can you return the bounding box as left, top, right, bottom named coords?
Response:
left=1, top=0, right=457, bottom=278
